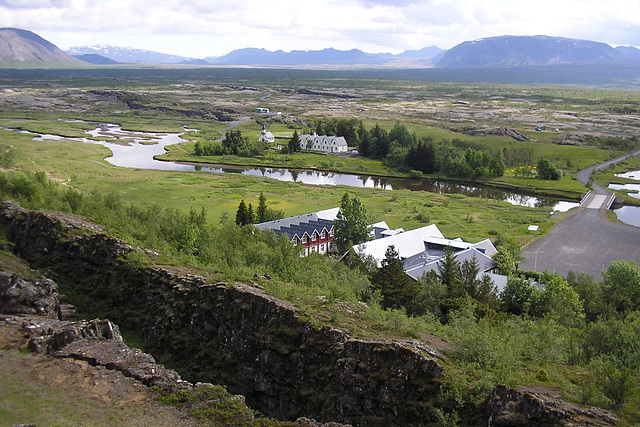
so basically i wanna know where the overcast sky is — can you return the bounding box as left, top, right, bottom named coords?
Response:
left=1, top=0, right=639, bottom=58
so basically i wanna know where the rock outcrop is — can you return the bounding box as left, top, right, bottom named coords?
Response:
left=487, top=385, right=618, bottom=426
left=0, top=272, right=59, bottom=317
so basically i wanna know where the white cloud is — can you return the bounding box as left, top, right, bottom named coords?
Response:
left=1, top=0, right=639, bottom=57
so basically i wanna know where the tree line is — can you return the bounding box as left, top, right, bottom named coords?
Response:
left=193, top=129, right=268, bottom=158
left=302, top=119, right=560, bottom=179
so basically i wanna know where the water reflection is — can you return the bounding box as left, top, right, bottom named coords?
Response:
left=609, top=183, right=640, bottom=199
left=3, top=122, right=569, bottom=208
left=614, top=206, right=640, bottom=228
left=615, top=170, right=640, bottom=180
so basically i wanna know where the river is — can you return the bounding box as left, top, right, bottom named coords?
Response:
left=7, top=122, right=577, bottom=211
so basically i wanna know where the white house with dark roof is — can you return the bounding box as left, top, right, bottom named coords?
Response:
left=299, top=134, right=348, bottom=154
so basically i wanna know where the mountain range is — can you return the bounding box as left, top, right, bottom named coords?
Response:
left=437, top=35, right=633, bottom=67
left=66, top=36, right=640, bottom=68
left=1, top=27, right=640, bottom=70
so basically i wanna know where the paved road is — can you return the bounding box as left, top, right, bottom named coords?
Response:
left=519, top=149, right=640, bottom=279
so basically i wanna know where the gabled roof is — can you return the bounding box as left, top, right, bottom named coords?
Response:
left=404, top=247, right=497, bottom=282
left=354, top=224, right=445, bottom=266
left=274, top=219, right=334, bottom=241
left=254, top=212, right=318, bottom=231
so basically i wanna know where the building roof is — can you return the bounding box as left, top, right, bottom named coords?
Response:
left=315, top=207, right=340, bottom=221
left=354, top=224, right=445, bottom=265
left=404, top=247, right=497, bottom=282
left=273, top=219, right=334, bottom=241
left=254, top=212, right=319, bottom=231
left=300, top=134, right=348, bottom=149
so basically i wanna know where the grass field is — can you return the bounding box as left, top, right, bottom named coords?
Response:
left=1, top=69, right=639, bottom=245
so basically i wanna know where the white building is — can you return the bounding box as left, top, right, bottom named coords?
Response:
left=354, top=223, right=509, bottom=293
left=299, top=134, right=348, bottom=154
left=258, top=124, right=275, bottom=143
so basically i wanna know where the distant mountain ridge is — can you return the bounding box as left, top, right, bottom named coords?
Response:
left=206, top=47, right=395, bottom=65
left=0, top=27, right=81, bottom=67
left=66, top=44, right=192, bottom=64
left=73, top=53, right=120, bottom=65
left=436, top=35, right=629, bottom=68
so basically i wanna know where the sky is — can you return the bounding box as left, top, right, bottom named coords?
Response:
left=1, top=0, right=639, bottom=59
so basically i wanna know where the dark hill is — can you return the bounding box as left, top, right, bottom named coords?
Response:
left=73, top=53, right=120, bottom=65
left=206, top=47, right=395, bottom=66
left=616, top=45, right=640, bottom=59
left=437, top=35, right=625, bottom=68
left=0, top=27, right=82, bottom=67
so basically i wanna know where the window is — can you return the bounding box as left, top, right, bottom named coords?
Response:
left=302, top=235, right=307, bottom=244
left=311, top=232, right=317, bottom=241
left=321, top=230, right=326, bottom=239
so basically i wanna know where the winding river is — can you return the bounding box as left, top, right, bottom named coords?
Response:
left=7, top=122, right=579, bottom=211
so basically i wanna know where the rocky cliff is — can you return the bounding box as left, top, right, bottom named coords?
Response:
left=0, top=202, right=443, bottom=426
left=0, top=201, right=619, bottom=426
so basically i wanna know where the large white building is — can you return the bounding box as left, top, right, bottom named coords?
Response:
left=354, top=223, right=509, bottom=293
left=299, top=134, right=348, bottom=154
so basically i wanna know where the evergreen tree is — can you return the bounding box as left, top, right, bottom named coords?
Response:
left=257, top=192, right=268, bottom=223
left=334, top=193, right=371, bottom=255
left=222, top=129, right=247, bottom=155
left=288, top=130, right=301, bottom=153
left=370, top=245, right=417, bottom=313
left=235, top=200, right=249, bottom=226
left=369, top=124, right=390, bottom=159
left=247, top=202, right=255, bottom=225
left=438, top=246, right=463, bottom=298
left=461, top=256, right=481, bottom=299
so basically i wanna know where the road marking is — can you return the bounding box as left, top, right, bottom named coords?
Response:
left=588, top=195, right=607, bottom=209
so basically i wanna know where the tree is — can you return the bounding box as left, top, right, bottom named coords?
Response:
left=603, top=260, right=640, bottom=313
left=222, top=129, right=247, bottom=155
left=461, top=256, right=481, bottom=299
left=369, top=124, right=390, bottom=159
left=493, top=249, right=517, bottom=276
left=537, top=157, right=561, bottom=180
left=257, top=192, right=268, bottom=223
left=235, top=200, right=251, bottom=226
left=537, top=272, right=585, bottom=327
left=247, top=203, right=255, bottom=225
left=438, top=246, right=463, bottom=299
left=489, top=151, right=506, bottom=176
left=500, top=276, right=534, bottom=315
left=406, top=139, right=437, bottom=174
left=370, top=245, right=417, bottom=313
left=288, top=130, right=301, bottom=153
left=389, top=122, right=416, bottom=147
left=334, top=193, right=371, bottom=255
